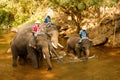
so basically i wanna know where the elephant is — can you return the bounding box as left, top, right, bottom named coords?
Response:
left=17, top=22, right=63, bottom=49
left=11, top=28, right=61, bottom=70
left=66, top=36, right=93, bottom=60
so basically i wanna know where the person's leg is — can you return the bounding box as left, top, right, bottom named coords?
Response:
left=79, top=38, right=83, bottom=43
left=34, top=33, right=37, bottom=38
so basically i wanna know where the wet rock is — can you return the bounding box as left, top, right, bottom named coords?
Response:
left=92, top=35, right=108, bottom=46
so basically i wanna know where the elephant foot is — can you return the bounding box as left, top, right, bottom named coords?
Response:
left=33, top=66, right=39, bottom=69
left=48, top=67, right=52, bottom=70
left=18, top=59, right=25, bottom=65
left=82, top=57, right=88, bottom=62
left=33, top=65, right=39, bottom=69
left=80, top=57, right=88, bottom=62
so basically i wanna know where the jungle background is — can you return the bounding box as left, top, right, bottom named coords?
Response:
left=0, top=0, right=120, bottom=47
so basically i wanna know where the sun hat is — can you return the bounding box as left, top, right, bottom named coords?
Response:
left=35, top=20, right=40, bottom=24
left=82, top=26, right=87, bottom=30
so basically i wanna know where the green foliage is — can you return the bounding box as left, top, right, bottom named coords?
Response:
left=0, top=0, right=119, bottom=29
left=0, top=0, right=46, bottom=29
left=106, top=0, right=119, bottom=7
left=78, top=2, right=86, bottom=11
left=0, top=9, right=14, bottom=29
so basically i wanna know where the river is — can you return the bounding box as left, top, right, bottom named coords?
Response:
left=0, top=30, right=120, bottom=80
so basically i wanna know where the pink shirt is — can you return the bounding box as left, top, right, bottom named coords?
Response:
left=32, top=25, right=40, bottom=32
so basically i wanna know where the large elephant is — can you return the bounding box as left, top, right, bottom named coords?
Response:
left=66, top=36, right=92, bottom=60
left=11, top=29, right=61, bottom=70
left=17, top=22, right=63, bottom=49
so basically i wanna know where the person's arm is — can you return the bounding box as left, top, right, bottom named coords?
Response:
left=85, top=30, right=88, bottom=37
left=79, top=30, right=82, bottom=38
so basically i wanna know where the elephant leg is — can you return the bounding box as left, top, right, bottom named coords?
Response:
left=82, top=49, right=89, bottom=61
left=18, top=56, right=25, bottom=65
left=18, top=54, right=27, bottom=65
left=75, top=47, right=82, bottom=58
left=27, top=47, right=39, bottom=69
left=11, top=47, right=18, bottom=67
left=85, top=49, right=90, bottom=59
left=42, top=47, right=52, bottom=70
left=37, top=51, right=43, bottom=67
left=31, top=53, right=39, bottom=69
left=12, top=55, right=18, bottom=67
left=73, top=49, right=77, bottom=56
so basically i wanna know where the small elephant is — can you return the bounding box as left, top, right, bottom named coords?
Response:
left=11, top=28, right=61, bottom=70
left=67, top=36, right=92, bottom=60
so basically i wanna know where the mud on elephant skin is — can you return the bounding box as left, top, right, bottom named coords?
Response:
left=66, top=36, right=93, bottom=60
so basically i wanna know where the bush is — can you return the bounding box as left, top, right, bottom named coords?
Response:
left=0, top=9, right=14, bottom=29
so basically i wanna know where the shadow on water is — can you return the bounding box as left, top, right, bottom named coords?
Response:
left=0, top=30, right=120, bottom=80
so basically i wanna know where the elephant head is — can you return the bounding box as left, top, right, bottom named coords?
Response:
left=66, top=36, right=92, bottom=60
left=75, top=38, right=93, bottom=60
left=44, top=23, right=64, bottom=49
left=28, top=33, right=52, bottom=70
left=28, top=33, right=62, bottom=70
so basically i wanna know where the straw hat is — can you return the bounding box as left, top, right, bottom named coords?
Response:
left=35, top=20, right=40, bottom=24
left=82, top=25, right=87, bottom=30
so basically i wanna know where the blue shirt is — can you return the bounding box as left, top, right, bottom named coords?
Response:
left=44, top=17, right=51, bottom=23
left=79, top=29, right=87, bottom=38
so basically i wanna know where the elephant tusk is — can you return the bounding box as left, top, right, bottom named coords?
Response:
left=50, top=51, right=53, bottom=55
left=88, top=54, right=96, bottom=59
left=51, top=42, right=57, bottom=49
left=58, top=43, right=64, bottom=48
left=43, top=54, right=45, bottom=59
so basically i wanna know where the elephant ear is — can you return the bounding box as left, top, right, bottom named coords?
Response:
left=28, top=38, right=37, bottom=49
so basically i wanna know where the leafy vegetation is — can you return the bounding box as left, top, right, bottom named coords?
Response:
left=0, top=9, right=14, bottom=29
left=49, top=0, right=119, bottom=32
left=0, top=0, right=119, bottom=30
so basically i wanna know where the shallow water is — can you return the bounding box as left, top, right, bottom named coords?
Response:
left=0, top=30, right=120, bottom=80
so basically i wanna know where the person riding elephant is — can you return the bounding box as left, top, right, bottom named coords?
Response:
left=44, top=15, right=51, bottom=23
left=11, top=26, right=62, bottom=70
left=79, top=24, right=89, bottom=43
left=32, top=20, right=41, bottom=38
left=66, top=35, right=93, bottom=61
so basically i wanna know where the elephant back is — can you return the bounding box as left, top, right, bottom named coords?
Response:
left=67, top=36, right=80, bottom=49
left=44, top=23, right=58, bottom=31
left=18, top=22, right=35, bottom=33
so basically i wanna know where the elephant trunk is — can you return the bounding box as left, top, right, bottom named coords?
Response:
left=85, top=49, right=90, bottom=59
left=42, top=47, right=52, bottom=70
